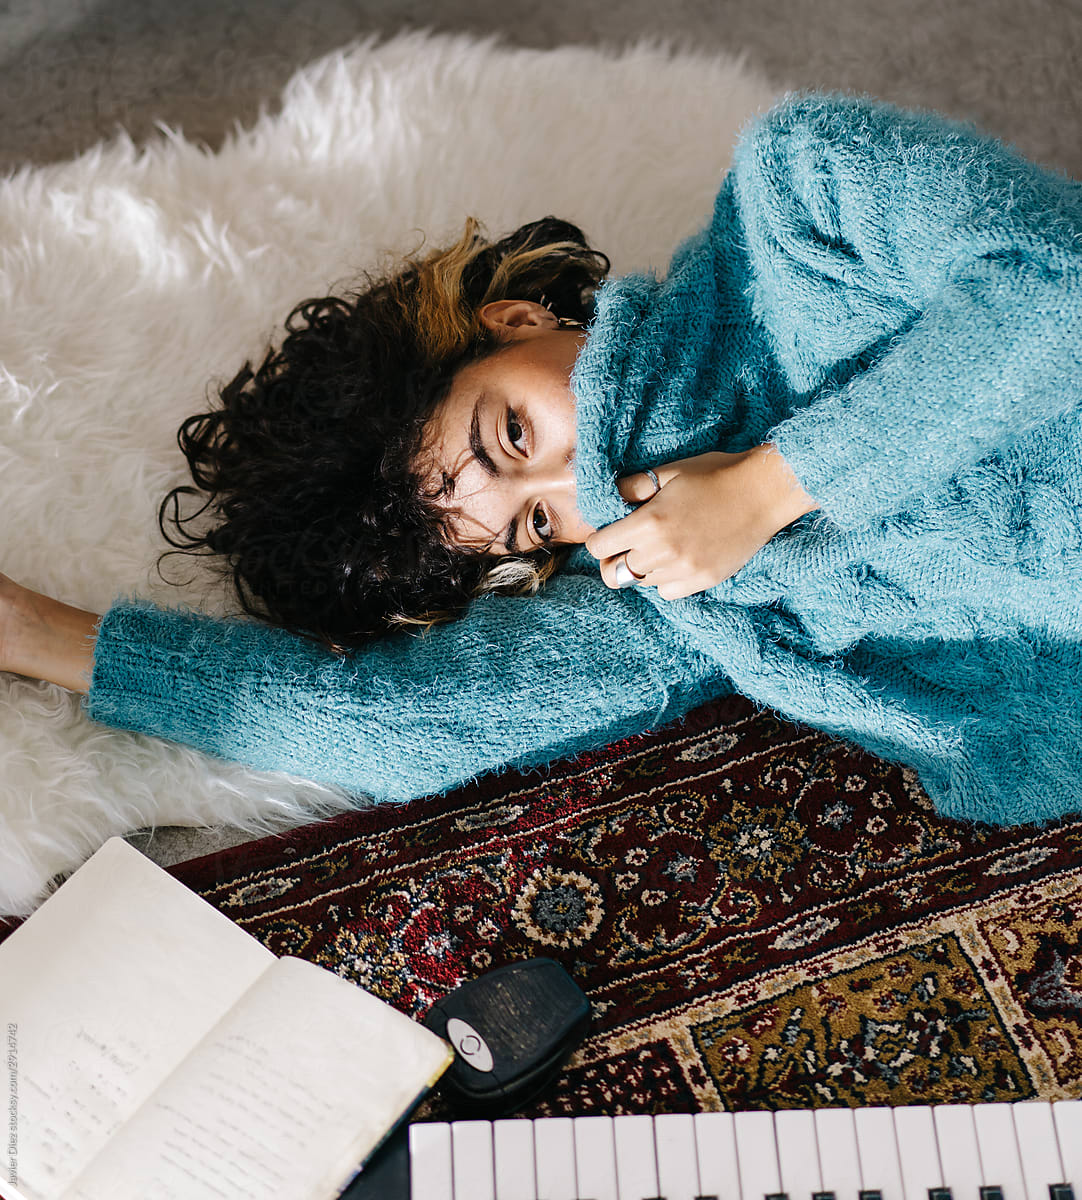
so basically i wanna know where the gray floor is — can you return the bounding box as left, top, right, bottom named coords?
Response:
left=4, top=0, right=1081, bottom=177
left=3, top=0, right=1080, bottom=870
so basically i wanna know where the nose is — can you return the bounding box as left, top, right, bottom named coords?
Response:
left=503, top=451, right=580, bottom=506
left=507, top=454, right=594, bottom=543
left=519, top=455, right=577, bottom=496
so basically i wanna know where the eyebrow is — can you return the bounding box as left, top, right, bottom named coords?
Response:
left=467, top=396, right=519, bottom=553
left=468, top=398, right=498, bottom=478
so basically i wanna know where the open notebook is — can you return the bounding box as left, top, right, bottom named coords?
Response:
left=0, top=838, right=452, bottom=1200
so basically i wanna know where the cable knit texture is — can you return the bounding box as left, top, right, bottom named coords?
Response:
left=90, top=94, right=1082, bottom=824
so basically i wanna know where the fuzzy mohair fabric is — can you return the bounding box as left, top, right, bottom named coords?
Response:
left=0, top=32, right=777, bottom=915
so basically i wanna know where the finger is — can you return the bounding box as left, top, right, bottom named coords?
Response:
left=584, top=508, right=649, bottom=560
left=616, top=470, right=663, bottom=505
left=624, top=550, right=651, bottom=580
left=599, top=550, right=655, bottom=590
left=597, top=553, right=631, bottom=590
left=657, top=580, right=694, bottom=600
left=656, top=572, right=716, bottom=600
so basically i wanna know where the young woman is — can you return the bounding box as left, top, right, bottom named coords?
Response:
left=3, top=92, right=1081, bottom=828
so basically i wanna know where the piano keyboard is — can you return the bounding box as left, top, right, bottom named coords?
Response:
left=344, top=1100, right=1082, bottom=1200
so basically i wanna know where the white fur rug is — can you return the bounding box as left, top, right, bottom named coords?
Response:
left=0, top=32, right=777, bottom=915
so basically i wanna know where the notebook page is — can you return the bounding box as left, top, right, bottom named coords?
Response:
left=0, top=839, right=274, bottom=1199
left=66, top=956, right=452, bottom=1200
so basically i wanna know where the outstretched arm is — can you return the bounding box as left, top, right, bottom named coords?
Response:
left=2, top=567, right=726, bottom=801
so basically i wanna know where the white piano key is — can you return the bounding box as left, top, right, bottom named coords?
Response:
left=409, top=1122, right=454, bottom=1200
left=1052, top=1100, right=1082, bottom=1193
left=534, top=1116, right=578, bottom=1200
left=494, top=1119, right=538, bottom=1200
left=855, top=1107, right=906, bottom=1200
left=973, top=1103, right=1027, bottom=1200
left=775, top=1108, right=822, bottom=1200
left=735, top=1110, right=783, bottom=1200
left=573, top=1115, right=620, bottom=1200
left=452, top=1120, right=497, bottom=1200
left=654, top=1113, right=702, bottom=1200
left=816, top=1108, right=864, bottom=1200
left=613, top=1113, right=662, bottom=1200
left=934, top=1105, right=984, bottom=1200
left=695, top=1112, right=741, bottom=1200
left=893, top=1106, right=943, bottom=1200
left=1012, top=1102, right=1067, bottom=1200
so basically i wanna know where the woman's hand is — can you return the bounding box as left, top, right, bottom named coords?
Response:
left=586, top=445, right=818, bottom=599
left=0, top=573, right=99, bottom=693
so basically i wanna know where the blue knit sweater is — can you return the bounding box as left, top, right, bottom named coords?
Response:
left=88, top=95, right=1082, bottom=825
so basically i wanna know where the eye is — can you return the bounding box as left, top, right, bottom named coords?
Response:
left=507, top=408, right=526, bottom=453
left=531, top=504, right=553, bottom=543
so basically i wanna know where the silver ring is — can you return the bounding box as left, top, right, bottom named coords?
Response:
left=614, top=556, right=644, bottom=589
left=643, top=468, right=661, bottom=497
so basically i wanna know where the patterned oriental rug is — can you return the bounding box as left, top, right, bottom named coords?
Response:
left=165, top=698, right=1082, bottom=1116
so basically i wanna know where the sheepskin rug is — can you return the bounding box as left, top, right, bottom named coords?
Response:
left=0, top=31, right=777, bottom=915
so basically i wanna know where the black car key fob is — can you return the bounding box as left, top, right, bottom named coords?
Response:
left=422, top=957, right=590, bottom=1113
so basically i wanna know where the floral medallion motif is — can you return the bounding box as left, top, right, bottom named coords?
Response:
left=513, top=867, right=604, bottom=949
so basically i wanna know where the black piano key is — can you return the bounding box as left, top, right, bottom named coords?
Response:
left=814, top=1192, right=837, bottom=1200
left=981, top=1187, right=1005, bottom=1200
left=860, top=1191, right=884, bottom=1200
left=928, top=1190, right=953, bottom=1200
left=1049, top=1186, right=1076, bottom=1200
left=766, top=1192, right=790, bottom=1200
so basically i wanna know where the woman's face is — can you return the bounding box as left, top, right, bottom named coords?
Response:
left=420, top=300, right=595, bottom=555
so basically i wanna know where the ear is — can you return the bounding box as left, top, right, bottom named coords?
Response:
left=478, top=299, right=559, bottom=340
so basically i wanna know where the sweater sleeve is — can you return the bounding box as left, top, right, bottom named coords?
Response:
left=86, top=567, right=725, bottom=801
left=732, top=94, right=1082, bottom=528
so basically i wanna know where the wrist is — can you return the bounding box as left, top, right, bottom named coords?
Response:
left=1, top=576, right=99, bottom=694
left=752, top=443, right=818, bottom=531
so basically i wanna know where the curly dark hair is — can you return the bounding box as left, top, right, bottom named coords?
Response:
left=158, top=216, right=610, bottom=650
